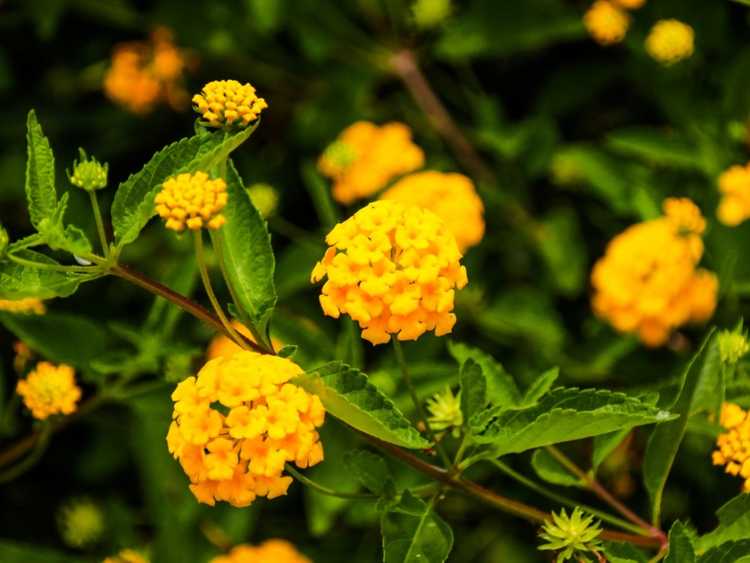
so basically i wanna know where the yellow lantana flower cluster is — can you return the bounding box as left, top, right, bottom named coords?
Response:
left=104, top=27, right=188, bottom=115
left=311, top=200, right=468, bottom=345
left=167, top=351, right=325, bottom=507
left=155, top=171, right=228, bottom=232
left=16, top=362, right=81, bottom=420
left=0, top=298, right=45, bottom=315
left=583, top=1, right=631, bottom=46
left=713, top=403, right=750, bottom=491
left=103, top=549, right=149, bottom=563
left=591, top=198, right=718, bottom=347
left=379, top=171, right=485, bottom=253
left=192, top=80, right=268, bottom=129
left=716, top=163, right=750, bottom=227
left=645, top=19, right=694, bottom=65
left=210, top=540, right=311, bottom=563
left=318, top=122, right=424, bottom=205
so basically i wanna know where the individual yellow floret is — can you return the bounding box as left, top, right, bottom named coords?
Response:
left=584, top=1, right=630, bottom=46
left=154, top=171, right=228, bottom=232
left=713, top=403, right=750, bottom=491
left=717, top=163, right=750, bottom=227
left=16, top=361, right=81, bottom=420
left=0, top=298, right=45, bottom=315
left=645, top=19, right=694, bottom=65
left=103, top=548, right=149, bottom=563
left=210, top=539, right=311, bottom=563
left=379, top=171, right=485, bottom=252
left=167, top=351, right=325, bottom=508
left=318, top=122, right=425, bottom=205
left=192, top=80, right=268, bottom=128
left=311, top=200, right=468, bottom=345
left=591, top=198, right=717, bottom=347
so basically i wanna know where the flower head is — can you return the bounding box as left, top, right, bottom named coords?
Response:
left=192, top=80, right=267, bottom=129
left=318, top=122, right=424, bottom=205
left=411, top=0, right=453, bottom=29
left=584, top=1, right=630, bottom=46
left=591, top=198, right=717, bottom=347
left=719, top=327, right=750, bottom=366
left=68, top=149, right=108, bottom=191
left=379, top=171, right=485, bottom=252
left=717, top=163, right=750, bottom=226
left=155, top=171, right=228, bottom=232
left=538, top=507, right=603, bottom=562
left=16, top=362, right=81, bottom=420
left=247, top=183, right=279, bottom=218
left=210, top=539, right=311, bottom=563
left=646, top=19, right=694, bottom=65
left=58, top=498, right=105, bottom=548
left=0, top=298, right=45, bottom=315
left=713, top=403, right=750, bottom=491
left=426, top=387, right=463, bottom=437
left=103, top=549, right=149, bottom=563
left=168, top=350, right=325, bottom=507
left=311, top=201, right=468, bottom=345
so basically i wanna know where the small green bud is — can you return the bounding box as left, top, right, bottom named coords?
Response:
left=538, top=507, right=603, bottom=562
left=426, top=387, right=463, bottom=437
left=68, top=148, right=108, bottom=191
left=57, top=497, right=105, bottom=549
left=246, top=182, right=279, bottom=218
left=0, top=224, right=8, bottom=258
left=412, top=0, right=453, bottom=29
left=719, top=326, right=750, bottom=366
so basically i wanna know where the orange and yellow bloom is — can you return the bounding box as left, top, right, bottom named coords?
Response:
left=645, top=19, right=694, bottom=65
left=16, top=362, right=81, bottom=420
left=584, top=1, right=629, bottom=46
left=155, top=171, right=228, bottom=232
left=713, top=403, right=750, bottom=491
left=0, top=298, right=45, bottom=315
left=210, top=540, right=311, bottom=563
left=193, top=80, right=267, bottom=129
left=717, top=162, right=750, bottom=226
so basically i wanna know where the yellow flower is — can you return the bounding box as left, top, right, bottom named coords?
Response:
left=718, top=329, right=750, bottom=366
left=426, top=387, right=463, bottom=437
left=103, top=549, right=149, bottom=563
left=717, top=163, right=750, bottom=227
left=58, top=497, right=105, bottom=548
left=612, top=0, right=645, bottom=8
left=104, top=27, right=188, bottom=115
left=591, top=198, right=717, bottom=347
left=16, top=362, right=81, bottom=420
left=713, top=403, right=750, bottom=491
left=318, top=122, right=425, bottom=205
left=645, top=19, right=694, bottom=65
left=412, top=0, right=453, bottom=29
left=379, top=171, right=485, bottom=252
left=210, top=539, right=311, bottom=563
left=192, top=80, right=268, bottom=128
left=584, top=1, right=630, bottom=46
left=154, top=171, right=228, bottom=232
left=311, top=200, right=468, bottom=345
left=0, top=298, right=45, bottom=315
left=168, top=351, right=325, bottom=508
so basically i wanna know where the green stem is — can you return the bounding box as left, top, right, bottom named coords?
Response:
left=285, top=464, right=376, bottom=500
left=392, top=339, right=451, bottom=467
left=88, top=190, right=109, bottom=257
left=0, top=422, right=52, bottom=483
left=490, top=459, right=648, bottom=536
left=7, top=252, right=98, bottom=274
left=193, top=231, right=247, bottom=350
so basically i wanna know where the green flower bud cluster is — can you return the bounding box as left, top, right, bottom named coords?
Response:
left=68, top=148, right=108, bottom=191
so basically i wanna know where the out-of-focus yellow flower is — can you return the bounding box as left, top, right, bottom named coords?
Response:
left=612, top=0, right=645, bottom=9
left=210, top=540, right=311, bottom=563
left=16, top=362, right=81, bottom=420
left=713, top=402, right=750, bottom=491
left=0, top=298, right=45, bottom=315
left=584, top=1, right=630, bottom=46
left=58, top=498, right=105, bottom=548
left=717, top=163, right=750, bottom=226
left=104, top=27, right=189, bottom=114
left=192, top=80, right=267, bottom=129
left=591, top=198, right=717, bottom=347
left=247, top=183, right=279, bottom=218
left=426, top=387, right=463, bottom=437
left=155, top=171, right=228, bottom=232
left=167, top=351, right=325, bottom=508
left=645, top=19, right=694, bottom=65
left=411, top=0, right=453, bottom=29
left=103, top=549, right=149, bottom=563
left=318, top=122, right=424, bottom=205
left=206, top=321, right=283, bottom=360
left=379, top=171, right=484, bottom=252
left=311, top=201, right=468, bottom=345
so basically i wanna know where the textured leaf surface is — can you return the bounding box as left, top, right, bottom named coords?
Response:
left=699, top=540, right=750, bottom=563
left=381, top=492, right=453, bottom=563
left=698, top=494, right=750, bottom=552
left=448, top=342, right=520, bottom=408
left=522, top=367, right=559, bottom=406
left=665, top=521, right=696, bottom=563
left=0, top=251, right=85, bottom=299
left=459, top=358, right=486, bottom=422
left=294, top=362, right=430, bottom=449
left=25, top=110, right=57, bottom=228
left=344, top=449, right=392, bottom=495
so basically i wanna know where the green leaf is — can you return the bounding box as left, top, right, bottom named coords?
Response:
left=0, top=540, right=79, bottom=563
left=448, top=342, right=520, bottom=408
left=470, top=387, right=675, bottom=458
left=301, top=161, right=338, bottom=229
left=25, top=110, right=57, bottom=229
left=601, top=541, right=648, bottom=563
left=531, top=448, right=582, bottom=487
left=698, top=494, right=750, bottom=552
left=344, top=449, right=392, bottom=495
left=211, top=160, right=276, bottom=336
left=294, top=362, right=430, bottom=449
left=643, top=331, right=719, bottom=525
left=537, top=208, right=586, bottom=296
left=459, top=358, right=486, bottom=422
left=381, top=492, right=453, bottom=563
left=0, top=311, right=112, bottom=370
left=606, top=128, right=700, bottom=171
left=0, top=251, right=86, bottom=299
left=37, top=193, right=92, bottom=256
left=699, top=540, right=750, bottom=563
left=522, top=367, right=559, bottom=406
left=665, top=521, right=696, bottom=563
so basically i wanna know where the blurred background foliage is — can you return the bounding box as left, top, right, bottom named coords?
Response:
left=2, top=0, right=750, bottom=561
